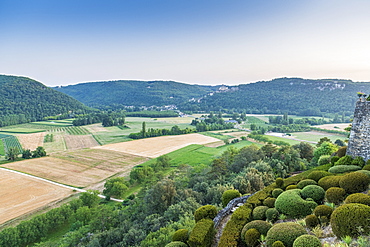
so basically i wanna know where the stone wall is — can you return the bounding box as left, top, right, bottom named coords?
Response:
left=346, top=99, right=370, bottom=161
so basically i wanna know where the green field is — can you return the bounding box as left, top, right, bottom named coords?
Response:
left=242, top=116, right=269, bottom=128
left=292, top=132, right=347, bottom=143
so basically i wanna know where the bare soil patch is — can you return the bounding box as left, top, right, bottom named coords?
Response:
left=93, top=133, right=219, bottom=158
left=17, top=132, right=46, bottom=150
left=64, top=134, right=99, bottom=150
left=0, top=169, right=72, bottom=224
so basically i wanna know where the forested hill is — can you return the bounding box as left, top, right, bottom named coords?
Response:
left=53, top=80, right=219, bottom=110
left=0, top=75, right=91, bottom=126
left=182, top=78, right=370, bottom=116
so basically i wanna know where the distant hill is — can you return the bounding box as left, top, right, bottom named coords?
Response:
left=53, top=80, right=219, bottom=110
left=55, top=78, right=370, bottom=116
left=0, top=75, right=91, bottom=126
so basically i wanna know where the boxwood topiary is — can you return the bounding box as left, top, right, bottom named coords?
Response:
left=334, top=155, right=353, bottom=166
left=263, top=197, right=276, bottom=208
left=266, top=208, right=279, bottom=223
left=307, top=170, right=332, bottom=182
left=313, top=205, right=333, bottom=219
left=172, top=229, right=189, bottom=243
left=328, top=165, right=362, bottom=174
left=265, top=222, right=306, bottom=247
left=304, top=214, right=319, bottom=228
left=275, top=178, right=284, bottom=188
left=244, top=228, right=260, bottom=247
left=188, top=219, right=215, bottom=247
left=330, top=156, right=340, bottom=165
left=222, top=189, right=241, bottom=207
left=275, top=189, right=317, bottom=218
left=339, top=172, right=370, bottom=194
left=356, top=170, right=370, bottom=178
left=301, top=185, right=325, bottom=203
left=292, top=234, right=321, bottom=247
left=165, top=241, right=188, bottom=247
left=363, top=164, right=370, bottom=171
left=331, top=203, right=370, bottom=238
left=285, top=185, right=298, bottom=190
left=318, top=175, right=341, bottom=190
left=252, top=206, right=269, bottom=220
left=241, top=220, right=272, bottom=241
left=344, top=193, right=370, bottom=206
left=318, top=155, right=331, bottom=166
left=272, top=241, right=286, bottom=247
left=352, top=156, right=365, bottom=167
left=325, top=187, right=346, bottom=204
left=272, top=188, right=284, bottom=198
left=194, top=205, right=217, bottom=222
left=297, top=179, right=317, bottom=189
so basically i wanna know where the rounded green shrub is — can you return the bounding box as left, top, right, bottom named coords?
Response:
left=313, top=205, right=333, bottom=219
left=339, top=172, right=370, bottom=193
left=292, top=234, right=321, bottom=247
left=194, top=205, right=217, bottom=222
left=263, top=197, right=276, bottom=208
left=272, top=241, right=286, bottom=247
left=286, top=185, right=298, bottom=190
left=304, top=214, right=319, bottom=228
left=363, top=164, right=370, bottom=171
left=334, top=155, right=353, bottom=166
left=356, top=170, right=370, bottom=178
left=307, top=170, right=332, bottom=182
left=272, top=188, right=284, bottom=198
left=172, top=229, right=189, bottom=243
left=266, top=222, right=306, bottom=247
left=336, top=146, right=347, bottom=158
left=345, top=193, right=370, bottom=206
left=244, top=228, right=260, bottom=247
left=328, top=165, right=362, bottom=174
left=252, top=206, right=269, bottom=220
left=165, top=241, right=188, bottom=247
left=275, top=178, right=284, bottom=188
left=330, top=156, right=340, bottom=165
left=266, top=208, right=279, bottom=223
left=221, top=189, right=241, bottom=207
left=352, top=156, right=365, bottom=167
left=301, top=185, right=325, bottom=203
left=275, top=189, right=317, bottom=218
left=318, top=175, right=341, bottom=190
left=331, top=203, right=370, bottom=238
left=297, top=179, right=317, bottom=189
left=318, top=155, right=331, bottom=166
left=325, top=187, right=346, bottom=204
left=241, top=220, right=272, bottom=241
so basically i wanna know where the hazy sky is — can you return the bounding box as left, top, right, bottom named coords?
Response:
left=1, top=0, right=370, bottom=86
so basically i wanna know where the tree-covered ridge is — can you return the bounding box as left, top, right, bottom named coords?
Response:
left=184, top=78, right=370, bottom=115
left=0, top=75, right=91, bottom=126
left=53, top=80, right=219, bottom=110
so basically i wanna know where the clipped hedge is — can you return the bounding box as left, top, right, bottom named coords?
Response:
left=305, top=214, right=319, bottom=228
left=317, top=175, right=341, bottom=190
left=222, top=189, right=241, bottom=207
left=272, top=188, right=284, bottom=198
left=357, top=170, right=370, bottom=178
left=313, top=205, right=333, bottom=219
left=334, top=155, right=353, bottom=166
left=331, top=203, right=370, bottom=238
left=194, top=205, right=217, bottom=222
left=328, top=165, right=362, bottom=174
left=286, top=185, right=298, bottom=190
left=363, top=164, right=370, bottom=171
left=307, top=170, right=332, bottom=182
left=263, top=197, right=276, bottom=208
left=217, top=204, right=253, bottom=247
left=266, top=208, right=279, bottom=223
left=244, top=228, right=260, bottom=247
left=296, top=179, right=317, bottom=189
left=344, top=193, right=370, bottom=206
left=300, top=185, right=325, bottom=203
left=292, top=234, right=321, bottom=247
left=339, top=172, right=370, bottom=193
left=241, top=220, right=272, bottom=242
left=266, top=222, right=306, bottom=247
left=188, top=219, right=215, bottom=247
left=272, top=241, right=285, bottom=247
left=252, top=206, right=269, bottom=220
left=275, top=189, right=317, bottom=218
left=325, top=187, right=346, bottom=204
left=165, top=241, right=188, bottom=247
left=172, top=229, right=189, bottom=243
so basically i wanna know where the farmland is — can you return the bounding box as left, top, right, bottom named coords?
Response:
left=0, top=168, right=72, bottom=225
left=0, top=135, right=23, bottom=155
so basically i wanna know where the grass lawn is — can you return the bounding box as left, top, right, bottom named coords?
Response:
left=292, top=131, right=347, bottom=143
left=0, top=140, right=4, bottom=155
left=264, top=135, right=302, bottom=145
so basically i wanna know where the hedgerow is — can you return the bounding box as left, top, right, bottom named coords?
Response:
left=188, top=219, right=215, bottom=247
left=328, top=165, right=361, bottom=174
left=307, top=170, right=332, bottom=182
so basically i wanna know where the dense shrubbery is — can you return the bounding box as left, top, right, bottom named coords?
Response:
left=263, top=197, right=276, bottom=208
left=265, top=208, right=279, bottom=223
left=328, top=165, right=361, bottom=173
left=325, top=187, right=346, bottom=204
left=252, top=206, right=269, bottom=220
left=317, top=175, right=341, bottom=190
left=165, top=241, right=188, bottom=247
left=275, top=189, right=317, bottom=218
left=339, top=172, right=370, bottom=193
left=292, top=234, right=321, bottom=247
left=307, top=170, right=332, bottom=182
left=313, top=205, right=333, bottom=219
left=194, top=205, right=217, bottom=222
left=334, top=155, right=353, bottom=166
left=296, top=179, right=317, bottom=189
left=272, top=188, right=284, bottom=198
left=188, top=219, right=215, bottom=247
left=344, top=193, right=370, bottom=206
left=305, top=214, right=320, bottom=228
left=265, top=222, right=306, bottom=247
left=241, top=220, right=272, bottom=241
left=172, top=229, right=189, bottom=243
left=221, top=189, right=241, bottom=207
left=300, top=185, right=325, bottom=203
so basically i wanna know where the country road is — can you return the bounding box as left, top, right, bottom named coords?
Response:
left=0, top=167, right=124, bottom=202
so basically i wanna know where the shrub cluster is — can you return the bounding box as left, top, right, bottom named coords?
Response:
left=275, top=178, right=284, bottom=188
left=241, top=220, right=272, bottom=242
left=221, top=189, right=241, bottom=207
left=272, top=188, right=284, bottom=198
left=305, top=214, right=319, bottom=228
left=363, top=164, right=370, bottom=171
left=194, top=205, right=217, bottom=222
left=357, top=170, right=370, bottom=178
left=334, top=155, right=353, bottom=166
left=263, top=197, right=276, bottom=208
left=317, top=175, right=341, bottom=190
left=272, top=241, right=286, bottom=247
left=252, top=206, right=269, bottom=220
left=244, top=228, right=261, bottom=247
left=265, top=222, right=306, bottom=247
left=330, top=156, right=340, bottom=165
left=188, top=219, right=215, bottom=247
left=286, top=185, right=298, bottom=190
left=296, top=179, right=317, bottom=189
left=339, top=172, right=370, bottom=193
left=292, top=234, right=321, bottom=247
left=328, top=165, right=362, bottom=174
left=266, top=208, right=279, bottom=223
left=275, top=189, right=317, bottom=218
left=313, top=205, right=333, bottom=219
left=325, top=187, right=346, bottom=204
left=352, top=156, right=365, bottom=167
left=165, top=241, right=188, bottom=247
left=344, top=193, right=370, bottom=206
left=300, top=185, right=325, bottom=203
left=307, top=170, right=332, bottom=182
left=172, top=229, right=189, bottom=243
left=318, top=155, right=331, bottom=166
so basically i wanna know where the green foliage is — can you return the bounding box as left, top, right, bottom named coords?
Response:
left=331, top=203, right=370, bottom=238
left=79, top=190, right=100, bottom=208
left=244, top=228, right=261, bottom=247
left=31, top=146, right=46, bottom=158
left=266, top=208, right=279, bottom=223
left=345, top=193, right=370, bottom=206
left=363, top=164, right=370, bottom=171
left=43, top=133, right=54, bottom=142
left=221, top=189, right=241, bottom=207
left=263, top=197, right=276, bottom=208
left=272, top=241, right=286, bottom=247
left=194, top=205, right=217, bottom=223
left=318, top=155, right=331, bottom=166
left=296, top=179, right=317, bottom=189
left=275, top=189, right=317, bottom=218
left=330, top=156, right=340, bottom=165
left=312, top=142, right=338, bottom=164
left=5, top=147, right=19, bottom=161
left=252, top=206, right=269, bottom=220
left=317, top=175, right=341, bottom=190
left=292, top=142, right=314, bottom=162
left=241, top=220, right=272, bottom=241
left=172, top=229, right=189, bottom=243
left=275, top=178, right=284, bottom=188
left=356, top=170, right=370, bottom=178
left=300, top=185, right=325, bottom=203
left=313, top=205, right=333, bottom=219
left=352, top=156, right=365, bottom=167
left=103, top=177, right=128, bottom=199
left=21, top=149, right=32, bottom=159
left=305, top=214, right=320, bottom=228
left=188, top=219, right=215, bottom=247
left=285, top=185, right=298, bottom=190
left=266, top=222, right=306, bottom=247
left=339, top=172, right=370, bottom=193
left=334, top=155, right=354, bottom=166
left=292, top=234, right=321, bottom=247
left=272, top=188, right=284, bottom=198
left=307, top=170, right=332, bottom=182
left=165, top=241, right=188, bottom=247
left=325, top=187, right=346, bottom=204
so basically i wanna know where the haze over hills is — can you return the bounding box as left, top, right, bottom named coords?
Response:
left=55, top=78, right=370, bottom=116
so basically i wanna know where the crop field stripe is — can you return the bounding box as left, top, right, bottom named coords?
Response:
left=0, top=140, right=4, bottom=155
left=2, top=136, right=23, bottom=153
